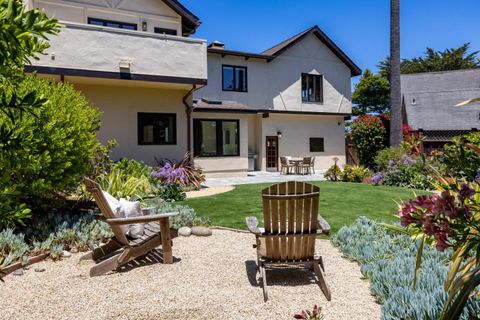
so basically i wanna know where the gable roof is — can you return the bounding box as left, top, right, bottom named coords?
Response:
left=402, top=69, right=480, bottom=131
left=161, top=0, right=200, bottom=36
left=262, top=25, right=361, bottom=76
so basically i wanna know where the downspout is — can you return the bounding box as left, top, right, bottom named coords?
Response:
left=183, top=85, right=197, bottom=165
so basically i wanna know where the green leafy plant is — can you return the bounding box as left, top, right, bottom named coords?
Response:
left=0, top=76, right=101, bottom=229
left=350, top=115, right=387, bottom=168
left=324, top=157, right=342, bottom=182
left=96, top=166, right=154, bottom=201
left=381, top=154, right=434, bottom=190
left=375, top=146, right=404, bottom=172
left=441, top=132, right=480, bottom=181
left=157, top=184, right=186, bottom=202
left=340, top=165, right=370, bottom=183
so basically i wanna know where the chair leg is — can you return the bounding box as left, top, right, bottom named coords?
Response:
left=259, top=264, right=269, bottom=301
left=313, top=261, right=331, bottom=301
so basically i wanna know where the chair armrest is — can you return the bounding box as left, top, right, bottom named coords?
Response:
left=246, top=216, right=262, bottom=235
left=317, top=214, right=331, bottom=235
left=107, top=212, right=179, bottom=226
left=93, top=213, right=106, bottom=222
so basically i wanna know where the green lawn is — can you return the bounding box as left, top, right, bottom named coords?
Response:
left=180, top=181, right=428, bottom=234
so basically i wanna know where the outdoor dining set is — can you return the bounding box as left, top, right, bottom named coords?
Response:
left=280, top=156, right=315, bottom=175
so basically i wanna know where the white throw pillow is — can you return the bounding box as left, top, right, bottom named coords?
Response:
left=119, top=198, right=145, bottom=239
left=102, top=191, right=126, bottom=233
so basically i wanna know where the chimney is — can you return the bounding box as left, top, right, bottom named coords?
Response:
left=208, top=40, right=225, bottom=50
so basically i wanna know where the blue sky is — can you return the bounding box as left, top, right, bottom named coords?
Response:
left=183, top=0, right=480, bottom=79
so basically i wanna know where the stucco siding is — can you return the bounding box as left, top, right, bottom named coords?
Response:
left=28, top=0, right=182, bottom=34
left=259, top=114, right=346, bottom=171
left=72, top=83, right=189, bottom=166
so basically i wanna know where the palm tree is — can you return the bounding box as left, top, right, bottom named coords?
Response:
left=390, top=0, right=403, bottom=146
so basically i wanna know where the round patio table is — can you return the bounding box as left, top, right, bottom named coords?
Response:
left=289, top=159, right=304, bottom=175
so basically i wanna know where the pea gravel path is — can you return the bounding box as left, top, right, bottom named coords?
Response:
left=0, top=230, right=380, bottom=320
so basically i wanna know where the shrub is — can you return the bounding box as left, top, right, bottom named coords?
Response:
left=142, top=200, right=210, bottom=229
left=441, top=131, right=480, bottom=181
left=324, top=164, right=342, bottom=181
left=157, top=184, right=186, bottom=202
left=152, top=153, right=205, bottom=190
left=0, top=76, right=101, bottom=228
left=375, top=147, right=404, bottom=171
left=332, top=217, right=480, bottom=320
left=382, top=155, right=434, bottom=190
left=350, top=115, right=387, bottom=168
left=340, top=165, right=370, bottom=183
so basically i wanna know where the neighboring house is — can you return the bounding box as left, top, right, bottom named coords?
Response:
left=25, top=0, right=360, bottom=177
left=402, top=69, right=480, bottom=153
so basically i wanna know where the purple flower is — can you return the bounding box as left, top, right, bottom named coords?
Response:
left=372, top=172, right=383, bottom=185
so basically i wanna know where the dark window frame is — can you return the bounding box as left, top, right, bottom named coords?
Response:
left=222, top=65, right=248, bottom=92
left=309, top=137, right=325, bottom=152
left=193, top=119, right=240, bottom=157
left=154, top=27, right=178, bottom=35
left=302, top=73, right=323, bottom=103
left=137, top=112, right=177, bottom=146
left=88, top=17, right=138, bottom=30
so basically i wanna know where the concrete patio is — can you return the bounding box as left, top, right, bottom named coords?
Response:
left=205, top=171, right=326, bottom=186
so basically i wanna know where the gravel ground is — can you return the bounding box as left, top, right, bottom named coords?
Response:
left=186, top=186, right=235, bottom=199
left=0, top=230, right=380, bottom=320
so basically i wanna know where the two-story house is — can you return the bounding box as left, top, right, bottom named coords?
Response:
left=25, top=0, right=360, bottom=177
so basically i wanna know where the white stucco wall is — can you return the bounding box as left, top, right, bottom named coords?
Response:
left=31, top=23, right=207, bottom=80
left=27, top=0, right=182, bottom=34
left=195, top=33, right=352, bottom=114
left=258, top=114, right=347, bottom=171
left=192, top=112, right=250, bottom=177
left=72, top=83, right=190, bottom=166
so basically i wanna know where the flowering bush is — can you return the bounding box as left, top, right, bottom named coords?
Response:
left=350, top=115, right=387, bottom=168
left=151, top=153, right=205, bottom=190
left=380, top=154, right=434, bottom=190
left=395, top=140, right=480, bottom=319
left=441, top=131, right=480, bottom=181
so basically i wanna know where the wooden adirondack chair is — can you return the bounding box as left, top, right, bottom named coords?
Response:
left=82, top=178, right=179, bottom=277
left=246, top=181, right=331, bottom=301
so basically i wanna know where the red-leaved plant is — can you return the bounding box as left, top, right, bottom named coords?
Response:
left=294, top=304, right=324, bottom=320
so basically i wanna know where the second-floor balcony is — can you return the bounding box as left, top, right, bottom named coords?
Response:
left=29, top=22, right=208, bottom=85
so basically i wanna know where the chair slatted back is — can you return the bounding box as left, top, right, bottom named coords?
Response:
left=261, top=181, right=319, bottom=261
left=83, top=178, right=129, bottom=245
left=302, top=157, right=312, bottom=165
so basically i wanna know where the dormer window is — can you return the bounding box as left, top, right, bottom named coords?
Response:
left=88, top=18, right=137, bottom=30
left=302, top=73, right=323, bottom=103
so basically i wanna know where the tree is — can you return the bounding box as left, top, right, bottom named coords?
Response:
left=390, top=0, right=403, bottom=147
left=378, top=43, right=480, bottom=79
left=352, top=69, right=390, bottom=115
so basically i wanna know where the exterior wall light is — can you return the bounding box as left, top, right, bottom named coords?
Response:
left=119, top=60, right=131, bottom=71
left=277, top=131, right=282, bottom=139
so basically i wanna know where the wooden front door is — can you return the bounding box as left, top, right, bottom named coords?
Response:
left=266, top=136, right=279, bottom=171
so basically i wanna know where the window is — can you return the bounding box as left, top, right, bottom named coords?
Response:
left=138, top=113, right=176, bottom=145
left=154, top=27, right=177, bottom=36
left=302, top=73, right=323, bottom=103
left=310, top=137, right=325, bottom=152
left=194, top=119, right=239, bottom=157
left=88, top=18, right=137, bottom=30
left=222, top=65, right=247, bottom=92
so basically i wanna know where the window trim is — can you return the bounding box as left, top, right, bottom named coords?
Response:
left=301, top=73, right=323, bottom=104
left=222, top=65, right=248, bottom=92
left=193, top=119, right=240, bottom=157
left=154, top=27, right=178, bottom=36
left=309, top=137, right=325, bottom=152
left=137, top=112, right=177, bottom=146
left=88, top=17, right=138, bottom=30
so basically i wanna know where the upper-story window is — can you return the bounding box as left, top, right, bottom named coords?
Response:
left=222, top=65, right=247, bottom=92
left=301, top=73, right=323, bottom=103
left=154, top=27, right=178, bottom=36
left=88, top=18, right=137, bottom=30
